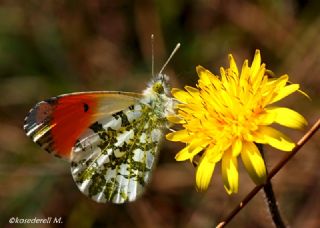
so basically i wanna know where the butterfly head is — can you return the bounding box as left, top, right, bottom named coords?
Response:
left=143, top=73, right=170, bottom=100
left=151, top=73, right=170, bottom=95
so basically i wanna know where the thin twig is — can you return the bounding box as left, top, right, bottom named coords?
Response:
left=216, top=118, right=320, bottom=228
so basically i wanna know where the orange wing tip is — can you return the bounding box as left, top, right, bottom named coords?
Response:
left=24, top=92, right=141, bottom=161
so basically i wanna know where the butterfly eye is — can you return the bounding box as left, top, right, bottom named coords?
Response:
left=152, top=81, right=164, bottom=94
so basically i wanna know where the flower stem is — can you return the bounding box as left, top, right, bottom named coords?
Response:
left=216, top=118, right=320, bottom=228
left=263, top=180, right=286, bottom=228
left=258, top=144, right=286, bottom=228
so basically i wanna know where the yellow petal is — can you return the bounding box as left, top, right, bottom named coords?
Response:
left=267, top=107, right=307, bottom=129
left=189, top=137, right=208, bottom=151
left=270, top=83, right=299, bottom=104
left=196, top=65, right=218, bottom=87
left=185, top=85, right=199, bottom=95
left=175, top=145, right=203, bottom=161
left=241, top=142, right=267, bottom=185
left=175, top=146, right=189, bottom=161
left=231, top=138, right=242, bottom=157
left=171, top=88, right=192, bottom=103
left=240, top=60, right=249, bottom=81
left=220, top=67, right=226, bottom=80
left=196, top=155, right=216, bottom=191
left=222, top=149, right=238, bottom=194
left=166, top=115, right=185, bottom=124
left=251, top=64, right=266, bottom=89
left=184, top=86, right=202, bottom=103
left=196, top=65, right=211, bottom=85
left=258, top=111, right=276, bottom=125
left=206, top=145, right=224, bottom=163
left=228, top=54, right=239, bottom=76
left=250, top=50, right=261, bottom=77
left=265, top=74, right=288, bottom=91
left=254, top=126, right=295, bottom=151
left=166, top=130, right=190, bottom=142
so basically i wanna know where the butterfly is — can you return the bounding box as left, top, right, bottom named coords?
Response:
left=24, top=42, right=180, bottom=204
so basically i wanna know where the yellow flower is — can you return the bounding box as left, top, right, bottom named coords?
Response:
left=166, top=50, right=307, bottom=194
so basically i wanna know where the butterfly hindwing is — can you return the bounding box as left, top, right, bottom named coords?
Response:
left=24, top=92, right=141, bottom=159
left=70, top=100, right=164, bottom=203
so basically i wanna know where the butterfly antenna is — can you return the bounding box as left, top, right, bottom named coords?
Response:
left=151, top=34, right=155, bottom=77
left=159, top=43, right=181, bottom=75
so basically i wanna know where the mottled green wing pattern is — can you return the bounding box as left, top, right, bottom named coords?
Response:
left=70, top=102, right=164, bottom=204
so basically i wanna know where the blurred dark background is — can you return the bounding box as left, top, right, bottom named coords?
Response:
left=0, top=0, right=319, bottom=227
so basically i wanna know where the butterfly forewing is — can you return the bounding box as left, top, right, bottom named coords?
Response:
left=24, top=92, right=141, bottom=159
left=71, top=101, right=164, bottom=203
